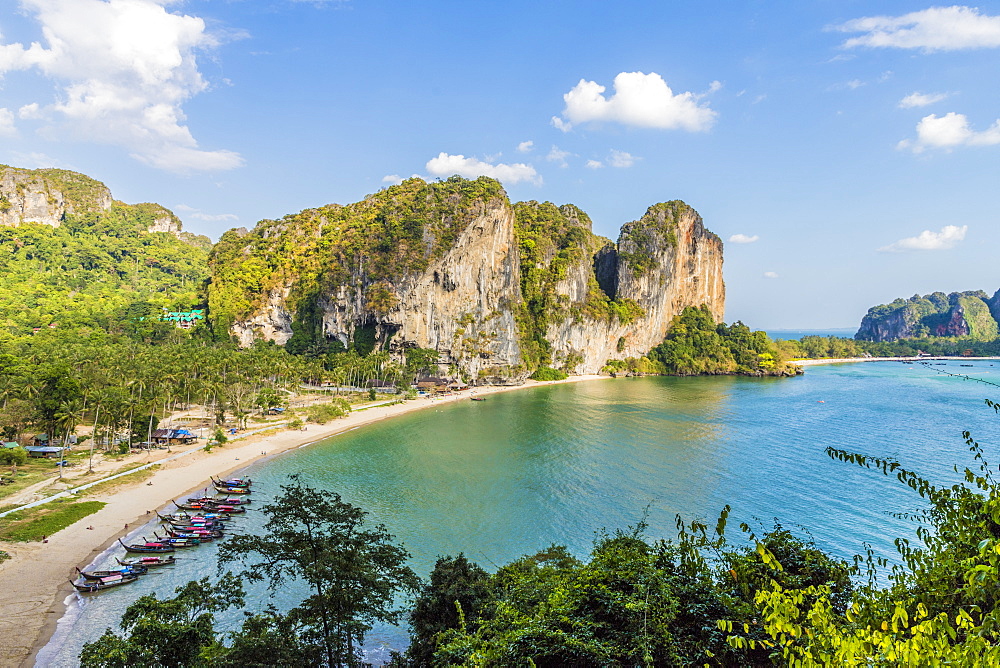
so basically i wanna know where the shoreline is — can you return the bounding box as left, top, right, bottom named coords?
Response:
left=2, top=374, right=607, bottom=667
left=790, top=355, right=1000, bottom=366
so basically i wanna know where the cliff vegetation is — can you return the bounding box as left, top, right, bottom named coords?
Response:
left=0, top=168, right=210, bottom=341
left=856, top=289, right=1000, bottom=342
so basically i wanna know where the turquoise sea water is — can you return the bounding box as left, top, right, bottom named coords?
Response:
left=38, top=360, right=1000, bottom=665
left=765, top=328, right=857, bottom=340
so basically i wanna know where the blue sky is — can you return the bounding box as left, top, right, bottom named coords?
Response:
left=2, top=1, right=1000, bottom=329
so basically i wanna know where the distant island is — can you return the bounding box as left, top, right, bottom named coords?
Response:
left=770, top=289, right=1000, bottom=360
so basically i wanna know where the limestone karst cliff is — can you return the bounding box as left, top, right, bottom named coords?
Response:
left=0, top=165, right=185, bottom=236
left=208, top=176, right=725, bottom=383
left=856, top=290, right=1000, bottom=342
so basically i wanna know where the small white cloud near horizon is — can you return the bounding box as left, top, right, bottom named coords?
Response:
left=834, top=6, right=1000, bottom=52
left=174, top=204, right=238, bottom=222
left=425, top=153, right=541, bottom=185
left=382, top=174, right=402, bottom=184
left=899, top=92, right=949, bottom=108
left=517, top=140, right=534, bottom=153
left=729, top=233, right=759, bottom=244
left=0, top=109, right=16, bottom=137
left=898, top=112, right=1000, bottom=152
left=0, top=0, right=245, bottom=173
left=878, top=224, right=968, bottom=252
left=546, top=146, right=572, bottom=168
left=763, top=271, right=779, bottom=279
left=8, top=151, right=71, bottom=169
left=552, top=71, right=717, bottom=132
left=585, top=159, right=603, bottom=169
left=608, top=149, right=636, bottom=168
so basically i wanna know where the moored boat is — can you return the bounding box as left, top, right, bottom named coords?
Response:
left=118, top=538, right=174, bottom=553
left=117, top=556, right=176, bottom=568
left=76, top=565, right=147, bottom=580
left=213, top=484, right=251, bottom=495
left=71, top=573, right=140, bottom=592
left=212, top=475, right=252, bottom=488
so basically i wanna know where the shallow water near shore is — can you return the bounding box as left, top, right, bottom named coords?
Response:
left=38, top=361, right=1000, bottom=665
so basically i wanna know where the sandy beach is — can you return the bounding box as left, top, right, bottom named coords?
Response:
left=0, top=374, right=605, bottom=667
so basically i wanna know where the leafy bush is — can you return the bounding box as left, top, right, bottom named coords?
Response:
left=0, top=446, right=28, bottom=466
left=529, top=366, right=567, bottom=381
left=304, top=398, right=351, bottom=424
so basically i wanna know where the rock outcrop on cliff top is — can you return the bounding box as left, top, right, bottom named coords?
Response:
left=855, top=290, right=1000, bottom=342
left=0, top=165, right=184, bottom=236
left=208, top=176, right=725, bottom=383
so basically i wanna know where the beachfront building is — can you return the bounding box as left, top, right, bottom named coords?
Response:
left=25, top=446, right=62, bottom=458
left=150, top=429, right=198, bottom=446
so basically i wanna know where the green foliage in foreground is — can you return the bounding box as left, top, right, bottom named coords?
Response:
left=0, top=500, right=105, bottom=542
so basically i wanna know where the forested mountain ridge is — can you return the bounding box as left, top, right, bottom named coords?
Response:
left=208, top=176, right=726, bottom=382
left=0, top=166, right=211, bottom=341
left=856, top=289, right=1000, bottom=342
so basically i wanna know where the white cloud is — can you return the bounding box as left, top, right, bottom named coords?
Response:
left=763, top=271, right=779, bottom=279
left=174, top=203, right=237, bottom=221
left=0, top=0, right=244, bottom=173
left=608, top=149, right=635, bottom=168
left=425, top=153, right=541, bottom=185
left=878, top=225, right=968, bottom=252
left=382, top=174, right=403, bottom=184
left=0, top=108, right=16, bottom=136
left=8, top=150, right=70, bottom=168
left=899, top=91, right=948, bottom=108
left=550, top=116, right=572, bottom=132
left=17, top=103, right=41, bottom=119
left=516, top=140, right=534, bottom=153
left=546, top=146, right=572, bottom=167
left=898, top=112, right=1000, bottom=152
left=553, top=71, right=717, bottom=132
left=191, top=211, right=238, bottom=222
left=728, top=233, right=759, bottom=244
left=585, top=159, right=603, bottom=169
left=834, top=6, right=1000, bottom=51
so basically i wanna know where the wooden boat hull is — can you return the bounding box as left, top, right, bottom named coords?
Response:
left=118, top=556, right=176, bottom=567
left=118, top=538, right=174, bottom=553
left=71, top=574, right=140, bottom=592
left=213, top=485, right=250, bottom=495
left=76, top=566, right=146, bottom=580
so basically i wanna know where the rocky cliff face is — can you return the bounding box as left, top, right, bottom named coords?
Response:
left=856, top=290, right=999, bottom=342
left=542, top=202, right=725, bottom=373
left=210, top=177, right=726, bottom=383
left=0, top=166, right=188, bottom=237
left=0, top=166, right=112, bottom=227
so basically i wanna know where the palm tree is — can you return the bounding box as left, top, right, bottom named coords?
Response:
left=55, top=398, right=84, bottom=479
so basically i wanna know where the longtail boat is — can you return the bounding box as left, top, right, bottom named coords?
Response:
left=71, top=573, right=140, bottom=592
left=212, top=475, right=252, bottom=488
left=213, top=496, right=251, bottom=505
left=118, top=538, right=174, bottom=554
left=164, top=527, right=222, bottom=540
left=188, top=495, right=251, bottom=506
left=212, top=484, right=250, bottom=495
left=149, top=533, right=200, bottom=547
left=159, top=511, right=228, bottom=524
left=117, top=556, right=176, bottom=567
left=76, top=565, right=147, bottom=580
